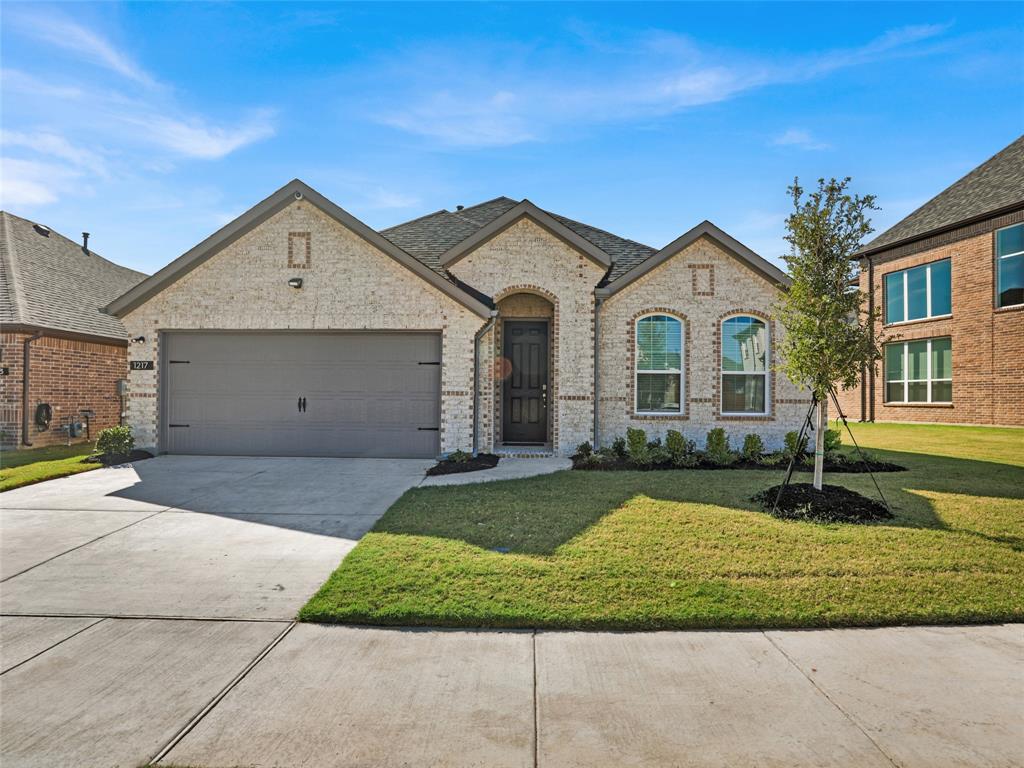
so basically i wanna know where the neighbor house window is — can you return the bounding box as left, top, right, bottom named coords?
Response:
left=996, top=223, right=1024, bottom=308
left=883, top=259, right=952, bottom=324
left=884, top=338, right=952, bottom=404
left=721, top=315, right=768, bottom=415
left=635, top=314, right=682, bottom=413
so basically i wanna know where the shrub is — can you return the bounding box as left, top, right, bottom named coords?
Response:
left=648, top=445, right=672, bottom=466
left=575, top=441, right=593, bottom=458
left=740, top=433, right=765, bottom=462
left=704, top=427, right=735, bottom=466
left=95, top=426, right=134, bottom=456
left=824, top=428, right=842, bottom=456
left=758, top=451, right=787, bottom=467
left=596, top=446, right=617, bottom=459
left=665, top=430, right=686, bottom=461
left=611, top=437, right=628, bottom=458
left=448, top=449, right=471, bottom=464
left=626, top=427, right=648, bottom=458
left=783, top=431, right=809, bottom=461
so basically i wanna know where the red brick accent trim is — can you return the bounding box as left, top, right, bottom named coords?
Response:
left=712, top=309, right=777, bottom=422
left=689, top=264, right=715, bottom=296
left=288, top=232, right=311, bottom=269
left=627, top=308, right=690, bottom=422
left=492, top=286, right=559, bottom=449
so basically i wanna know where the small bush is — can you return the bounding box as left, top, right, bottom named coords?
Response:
left=448, top=449, right=471, bottom=464
left=575, top=441, right=593, bottom=458
left=611, top=437, right=628, bottom=458
left=646, top=437, right=662, bottom=449
left=824, top=428, right=842, bottom=456
left=626, top=427, right=648, bottom=459
left=648, top=445, right=672, bottom=466
left=704, top=428, right=735, bottom=466
left=665, top=430, right=686, bottom=461
left=741, top=433, right=765, bottom=462
left=95, top=426, right=134, bottom=456
left=783, top=431, right=809, bottom=461
left=758, top=452, right=787, bottom=467
left=596, top=446, right=617, bottom=459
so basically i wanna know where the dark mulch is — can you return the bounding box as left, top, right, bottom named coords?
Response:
left=84, top=449, right=155, bottom=466
left=752, top=483, right=894, bottom=523
left=426, top=453, right=500, bottom=476
left=572, top=455, right=905, bottom=473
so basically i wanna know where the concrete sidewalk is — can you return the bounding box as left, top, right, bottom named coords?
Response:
left=2, top=620, right=1020, bottom=767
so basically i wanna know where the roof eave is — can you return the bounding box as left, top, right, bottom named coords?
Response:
left=438, top=200, right=613, bottom=269
left=599, top=221, right=790, bottom=297
left=105, top=179, right=492, bottom=319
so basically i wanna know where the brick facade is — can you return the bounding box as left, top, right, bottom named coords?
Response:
left=841, top=210, right=1024, bottom=427
left=0, top=331, right=127, bottom=448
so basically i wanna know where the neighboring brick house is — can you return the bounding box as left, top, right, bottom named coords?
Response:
left=0, top=212, right=146, bottom=449
left=105, top=180, right=808, bottom=458
left=834, top=135, right=1024, bottom=427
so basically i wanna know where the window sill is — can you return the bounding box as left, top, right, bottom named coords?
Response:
left=883, top=402, right=953, bottom=408
left=883, top=314, right=952, bottom=329
left=720, top=412, right=771, bottom=418
left=994, top=303, right=1024, bottom=314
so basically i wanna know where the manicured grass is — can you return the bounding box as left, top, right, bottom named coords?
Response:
left=0, top=443, right=98, bottom=492
left=300, top=422, right=1024, bottom=630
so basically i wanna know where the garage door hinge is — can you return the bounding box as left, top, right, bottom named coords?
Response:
left=417, top=427, right=439, bottom=431
left=417, top=361, right=441, bottom=365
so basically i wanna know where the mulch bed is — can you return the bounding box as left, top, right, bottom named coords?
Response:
left=426, top=453, right=500, bottom=476
left=84, top=449, right=155, bottom=466
left=752, top=483, right=894, bottom=523
left=572, top=455, right=905, bottom=473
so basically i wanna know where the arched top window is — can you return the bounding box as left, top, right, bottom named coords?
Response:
left=721, top=315, right=768, bottom=415
left=635, top=314, right=683, bottom=414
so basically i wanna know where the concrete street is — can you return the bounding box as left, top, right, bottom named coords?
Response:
left=1, top=459, right=1021, bottom=767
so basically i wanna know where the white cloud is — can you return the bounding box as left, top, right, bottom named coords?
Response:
left=771, top=128, right=831, bottom=151
left=121, top=111, right=277, bottom=159
left=370, top=24, right=951, bottom=147
left=0, top=157, right=83, bottom=207
left=1, top=130, right=108, bottom=175
left=361, top=187, right=420, bottom=210
left=7, top=12, right=158, bottom=87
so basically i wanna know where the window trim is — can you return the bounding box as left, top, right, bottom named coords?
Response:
left=995, top=222, right=1024, bottom=310
left=634, top=313, right=684, bottom=415
left=720, top=314, right=770, bottom=417
left=882, top=258, right=952, bottom=325
left=884, top=337, right=952, bottom=405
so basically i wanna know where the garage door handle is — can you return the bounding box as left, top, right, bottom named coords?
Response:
left=298, top=397, right=307, bottom=413
left=417, top=427, right=439, bottom=431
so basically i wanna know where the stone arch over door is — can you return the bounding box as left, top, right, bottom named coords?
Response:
left=493, top=286, right=559, bottom=449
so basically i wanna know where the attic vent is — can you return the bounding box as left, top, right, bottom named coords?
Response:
left=33, top=224, right=50, bottom=237
left=456, top=205, right=464, bottom=211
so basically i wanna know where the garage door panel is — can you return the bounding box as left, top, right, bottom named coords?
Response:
left=163, top=332, right=440, bottom=457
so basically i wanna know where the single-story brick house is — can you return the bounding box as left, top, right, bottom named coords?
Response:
left=105, top=180, right=808, bottom=458
left=0, top=211, right=146, bottom=449
left=834, top=134, right=1024, bottom=426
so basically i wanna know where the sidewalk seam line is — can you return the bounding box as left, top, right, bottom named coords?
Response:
left=0, top=617, right=107, bottom=676
left=150, top=620, right=297, bottom=765
left=763, top=632, right=899, bottom=768
left=533, top=629, right=539, bottom=768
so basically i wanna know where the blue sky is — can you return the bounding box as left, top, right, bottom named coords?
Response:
left=2, top=2, right=1022, bottom=274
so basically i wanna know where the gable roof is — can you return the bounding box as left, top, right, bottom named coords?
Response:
left=858, top=135, right=1024, bottom=256
left=0, top=211, right=146, bottom=341
left=596, top=220, right=791, bottom=297
left=105, top=180, right=492, bottom=319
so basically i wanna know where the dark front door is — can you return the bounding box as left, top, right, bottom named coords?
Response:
left=502, top=321, right=548, bottom=444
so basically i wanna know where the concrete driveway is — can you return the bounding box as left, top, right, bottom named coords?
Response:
left=2, top=459, right=1022, bottom=767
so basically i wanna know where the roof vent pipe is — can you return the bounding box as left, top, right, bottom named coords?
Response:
left=82, top=232, right=90, bottom=252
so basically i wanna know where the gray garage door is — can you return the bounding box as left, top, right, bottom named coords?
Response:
left=163, top=332, right=440, bottom=457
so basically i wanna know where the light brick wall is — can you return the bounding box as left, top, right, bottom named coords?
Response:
left=121, top=200, right=485, bottom=454
left=598, top=237, right=809, bottom=451
left=0, top=331, right=126, bottom=449
left=448, top=218, right=606, bottom=455
left=845, top=222, right=1024, bottom=426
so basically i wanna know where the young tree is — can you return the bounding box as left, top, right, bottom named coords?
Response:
left=776, top=177, right=884, bottom=490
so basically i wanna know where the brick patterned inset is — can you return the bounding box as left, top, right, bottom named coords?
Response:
left=288, top=231, right=311, bottom=269
left=689, top=264, right=715, bottom=296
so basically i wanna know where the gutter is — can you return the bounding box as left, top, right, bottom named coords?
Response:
left=592, top=295, right=604, bottom=448
left=867, top=256, right=876, bottom=422
left=21, top=331, right=44, bottom=446
left=471, top=312, right=498, bottom=455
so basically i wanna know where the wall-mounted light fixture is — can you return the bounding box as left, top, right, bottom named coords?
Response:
left=131, top=336, right=146, bottom=344
left=287, top=277, right=303, bottom=289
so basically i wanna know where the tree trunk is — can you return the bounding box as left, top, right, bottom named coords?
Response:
left=813, top=396, right=828, bottom=490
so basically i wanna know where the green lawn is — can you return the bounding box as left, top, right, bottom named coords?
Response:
left=300, top=422, right=1024, bottom=630
left=0, top=443, right=98, bottom=492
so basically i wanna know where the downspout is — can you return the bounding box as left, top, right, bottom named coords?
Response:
left=21, top=331, right=44, bottom=446
left=593, top=295, right=604, bottom=448
left=866, top=255, right=876, bottom=422
left=472, top=312, right=498, bottom=456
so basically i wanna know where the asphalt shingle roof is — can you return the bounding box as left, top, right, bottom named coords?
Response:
left=0, top=211, right=147, bottom=340
left=861, top=135, right=1024, bottom=254
left=380, top=196, right=658, bottom=287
